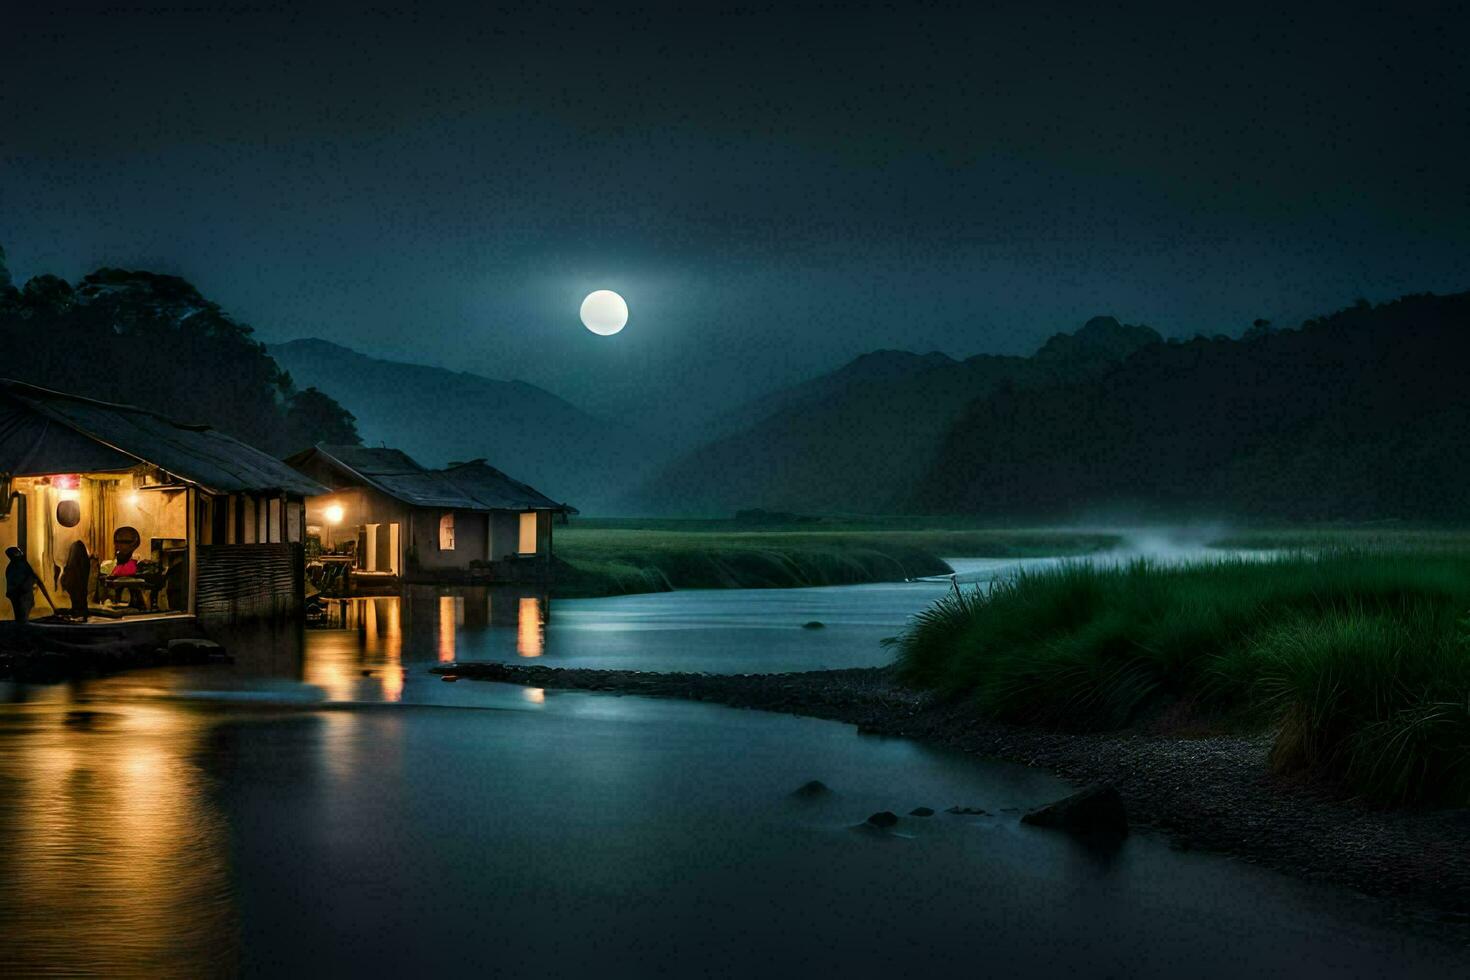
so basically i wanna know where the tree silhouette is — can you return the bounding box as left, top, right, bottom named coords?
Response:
left=0, top=252, right=359, bottom=455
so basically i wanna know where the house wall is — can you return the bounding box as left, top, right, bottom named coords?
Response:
left=484, top=510, right=556, bottom=562
left=195, top=542, right=304, bottom=624
left=300, top=484, right=412, bottom=577
left=193, top=490, right=310, bottom=624
left=411, top=508, right=489, bottom=570
left=487, top=511, right=521, bottom=562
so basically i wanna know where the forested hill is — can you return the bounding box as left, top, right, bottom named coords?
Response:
left=904, top=292, right=1470, bottom=521
left=0, top=250, right=358, bottom=456
left=622, top=316, right=1162, bottom=515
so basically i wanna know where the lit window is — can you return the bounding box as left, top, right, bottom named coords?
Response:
left=439, top=512, right=455, bottom=550
left=518, top=512, right=537, bottom=554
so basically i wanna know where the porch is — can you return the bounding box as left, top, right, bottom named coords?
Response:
left=2, top=469, right=194, bottom=622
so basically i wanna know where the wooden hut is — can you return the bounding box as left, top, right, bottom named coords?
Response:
left=285, top=444, right=572, bottom=590
left=0, top=380, right=327, bottom=625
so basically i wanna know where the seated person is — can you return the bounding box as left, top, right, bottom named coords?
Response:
left=106, top=526, right=145, bottom=609
left=111, top=526, right=141, bottom=578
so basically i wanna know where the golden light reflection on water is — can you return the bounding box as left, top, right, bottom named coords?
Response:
left=438, top=595, right=461, bottom=662
left=518, top=597, right=544, bottom=657
left=0, top=699, right=238, bottom=975
left=522, top=686, right=546, bottom=704
left=302, top=588, right=553, bottom=698
left=305, top=598, right=409, bottom=701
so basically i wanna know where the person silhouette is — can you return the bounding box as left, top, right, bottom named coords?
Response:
left=60, top=540, right=91, bottom=621
left=6, top=547, right=55, bottom=625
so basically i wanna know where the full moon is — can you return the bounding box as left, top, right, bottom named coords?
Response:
left=579, top=289, right=629, bottom=336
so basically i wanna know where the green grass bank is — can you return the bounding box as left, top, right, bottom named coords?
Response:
left=552, top=522, right=1121, bottom=597
left=893, top=551, right=1470, bottom=807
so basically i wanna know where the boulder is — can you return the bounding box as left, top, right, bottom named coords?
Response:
left=909, top=806, right=935, bottom=817
left=800, top=621, right=826, bottom=630
left=945, top=806, right=990, bottom=815
left=789, top=779, right=832, bottom=799
left=866, top=810, right=899, bottom=829
left=1021, top=784, right=1128, bottom=838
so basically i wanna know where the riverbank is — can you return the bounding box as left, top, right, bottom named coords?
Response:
left=553, top=522, right=1122, bottom=597
left=894, top=550, right=1470, bottom=807
left=433, top=661, right=1470, bottom=930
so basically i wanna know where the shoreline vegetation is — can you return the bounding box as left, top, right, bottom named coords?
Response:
left=893, top=550, right=1470, bottom=807
left=552, top=520, right=1124, bottom=597
left=432, top=661, right=1470, bottom=928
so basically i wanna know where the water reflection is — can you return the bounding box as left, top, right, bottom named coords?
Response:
left=313, top=586, right=549, bottom=674
left=0, top=573, right=1466, bottom=977
left=0, top=697, right=238, bottom=975
left=517, top=596, right=544, bottom=657
left=438, top=595, right=460, bottom=662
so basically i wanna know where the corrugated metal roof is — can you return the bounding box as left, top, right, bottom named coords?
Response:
left=0, top=380, right=328, bottom=496
left=302, top=444, right=570, bottom=512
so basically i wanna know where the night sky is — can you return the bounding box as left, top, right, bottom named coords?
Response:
left=5, top=2, right=1468, bottom=425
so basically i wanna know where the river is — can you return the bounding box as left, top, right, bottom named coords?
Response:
left=0, top=553, right=1463, bottom=976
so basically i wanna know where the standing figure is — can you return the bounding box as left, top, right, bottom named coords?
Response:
left=5, top=547, right=55, bottom=625
left=60, top=540, right=91, bottom=621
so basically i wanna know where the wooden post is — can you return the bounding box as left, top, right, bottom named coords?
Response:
left=187, top=487, right=199, bottom=616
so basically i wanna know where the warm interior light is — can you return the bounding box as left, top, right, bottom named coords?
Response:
left=126, top=492, right=140, bottom=508
left=324, top=503, right=344, bottom=525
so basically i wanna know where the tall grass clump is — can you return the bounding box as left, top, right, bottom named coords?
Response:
left=893, top=551, right=1470, bottom=806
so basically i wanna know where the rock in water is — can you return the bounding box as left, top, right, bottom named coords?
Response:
left=1021, top=784, right=1128, bottom=837
left=909, top=806, right=935, bottom=817
left=801, top=621, right=825, bottom=630
left=866, top=811, right=899, bottom=828
left=790, top=779, right=832, bottom=799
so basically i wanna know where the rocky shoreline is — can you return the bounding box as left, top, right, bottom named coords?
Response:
left=435, top=661, right=1470, bottom=934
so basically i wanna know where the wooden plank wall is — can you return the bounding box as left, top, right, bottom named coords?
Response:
left=196, top=543, right=305, bottom=623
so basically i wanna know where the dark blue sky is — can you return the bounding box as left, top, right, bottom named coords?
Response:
left=4, top=1, right=1467, bottom=423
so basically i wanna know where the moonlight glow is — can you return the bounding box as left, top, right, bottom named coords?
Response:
left=580, top=290, right=629, bottom=335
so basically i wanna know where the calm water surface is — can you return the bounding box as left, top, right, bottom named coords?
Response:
left=0, top=551, right=1462, bottom=977
left=373, top=550, right=1270, bottom=674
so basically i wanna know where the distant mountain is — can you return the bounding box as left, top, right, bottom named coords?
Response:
left=904, top=292, right=1470, bottom=521
left=623, top=317, right=1161, bottom=515
left=269, top=339, right=648, bottom=512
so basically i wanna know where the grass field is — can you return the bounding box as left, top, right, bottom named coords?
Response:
left=552, top=520, right=1122, bottom=597
left=892, top=549, right=1470, bottom=806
